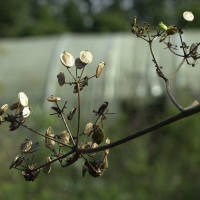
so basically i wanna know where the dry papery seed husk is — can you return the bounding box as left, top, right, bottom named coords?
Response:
left=83, top=122, right=93, bottom=135
left=47, top=95, right=61, bottom=102
left=58, top=131, right=70, bottom=147
left=183, top=11, right=194, bottom=21
left=105, top=137, right=110, bottom=155
left=25, top=142, right=39, bottom=154
left=60, top=51, right=74, bottom=68
left=57, top=71, right=65, bottom=86
left=9, top=155, right=23, bottom=169
left=43, top=157, right=52, bottom=174
left=0, top=104, right=8, bottom=116
left=75, top=58, right=87, bottom=69
left=96, top=62, right=105, bottom=78
left=44, top=127, right=55, bottom=148
left=67, top=107, right=77, bottom=121
left=92, top=125, right=105, bottom=144
left=10, top=102, right=20, bottom=110
left=20, top=106, right=32, bottom=119
left=20, top=139, right=32, bottom=153
left=80, top=50, right=93, bottom=64
left=18, top=92, right=28, bottom=107
left=87, top=142, right=98, bottom=157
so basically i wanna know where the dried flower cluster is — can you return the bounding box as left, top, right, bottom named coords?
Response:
left=1, top=11, right=200, bottom=182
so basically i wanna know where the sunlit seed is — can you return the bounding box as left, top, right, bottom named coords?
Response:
left=183, top=11, right=194, bottom=21
left=43, top=157, right=52, bottom=174
left=96, top=62, right=105, bottom=78
left=60, top=51, right=74, bottom=68
left=58, top=131, right=70, bottom=147
left=0, top=104, right=8, bottom=116
left=83, top=122, right=93, bottom=135
left=18, top=92, right=28, bottom=107
left=9, top=155, right=22, bottom=169
left=44, top=127, right=55, bottom=148
left=25, top=142, right=39, bottom=154
left=47, top=95, right=61, bottom=102
left=20, top=139, right=32, bottom=153
left=80, top=50, right=93, bottom=64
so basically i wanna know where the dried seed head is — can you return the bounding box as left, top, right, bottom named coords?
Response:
left=57, top=71, right=65, bottom=86
left=83, top=122, right=93, bottom=135
left=183, top=11, right=194, bottom=21
left=47, top=95, right=61, bottom=102
left=44, top=127, right=55, bottom=148
left=92, top=125, right=105, bottom=144
left=20, top=139, right=32, bottom=153
left=18, top=92, right=28, bottom=107
left=0, top=104, right=8, bottom=116
left=80, top=50, right=93, bottom=64
left=75, top=58, right=87, bottom=69
left=96, top=62, right=105, bottom=78
left=43, top=157, right=52, bottom=174
left=58, top=131, right=70, bottom=147
left=60, top=51, right=74, bottom=68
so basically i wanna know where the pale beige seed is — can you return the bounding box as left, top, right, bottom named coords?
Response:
left=0, top=104, right=8, bottom=116
left=18, top=92, right=28, bottom=107
left=83, top=122, right=93, bottom=135
left=96, top=62, right=105, bottom=78
left=183, top=11, right=194, bottom=21
left=58, top=131, right=70, bottom=147
left=20, top=139, right=32, bottom=153
left=47, top=95, right=61, bottom=102
left=60, top=51, right=74, bottom=68
left=80, top=50, right=93, bottom=64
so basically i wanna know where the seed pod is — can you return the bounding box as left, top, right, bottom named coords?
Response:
left=58, top=131, right=70, bottom=147
left=20, top=139, right=32, bottom=153
left=60, top=51, right=74, bottom=68
left=183, top=11, right=194, bottom=21
left=57, top=71, right=65, bottom=86
left=26, top=142, right=39, bottom=154
left=20, top=106, right=32, bottom=119
left=83, top=122, right=93, bottom=135
left=10, top=102, right=20, bottom=110
left=166, top=25, right=178, bottom=35
left=44, top=127, right=55, bottom=148
left=159, top=22, right=167, bottom=31
left=9, top=155, right=23, bottom=169
left=67, top=107, right=77, bottom=121
left=47, top=95, right=61, bottom=102
left=92, top=125, right=104, bottom=144
left=80, top=50, right=93, bottom=64
left=18, top=92, right=28, bottom=107
left=105, top=137, right=110, bottom=155
left=87, top=142, right=98, bottom=157
left=0, top=104, right=8, bottom=116
left=189, top=43, right=199, bottom=59
left=75, top=58, right=87, bottom=69
left=43, top=157, right=52, bottom=174
left=96, top=62, right=105, bottom=78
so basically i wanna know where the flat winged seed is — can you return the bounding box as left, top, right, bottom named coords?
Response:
left=18, top=92, right=28, bottom=107
left=25, top=142, right=39, bottom=154
left=60, top=51, right=74, bottom=68
left=47, top=95, right=61, bottom=102
left=183, top=11, right=194, bottom=21
left=96, top=62, right=105, bottom=78
left=21, top=106, right=32, bottom=119
left=83, top=122, right=93, bottom=135
left=0, top=104, right=8, bottom=116
left=92, top=125, right=105, bottom=144
left=58, top=131, right=70, bottom=147
left=75, top=58, right=87, bottom=69
left=43, top=157, right=52, bottom=174
left=9, top=155, right=22, bottom=169
left=20, top=139, right=32, bottom=153
left=57, top=71, right=65, bottom=86
left=10, top=102, right=20, bottom=110
left=80, top=50, right=93, bottom=64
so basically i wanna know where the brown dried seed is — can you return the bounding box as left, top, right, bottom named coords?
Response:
left=25, top=142, right=39, bottom=154
left=83, top=122, right=93, bottom=135
left=18, top=92, right=28, bottom=107
left=92, top=125, right=105, bottom=144
left=87, top=142, right=98, bottom=157
left=60, top=51, right=74, bottom=68
left=80, top=50, right=93, bottom=64
left=96, top=62, right=105, bottom=78
left=44, top=127, right=55, bottom=148
left=31, top=169, right=40, bottom=182
left=75, top=58, right=87, bottom=69
left=20, top=139, right=32, bottom=153
left=43, top=157, right=52, bottom=174
left=58, top=131, right=70, bottom=147
left=57, top=71, right=65, bottom=86
left=47, top=95, right=61, bottom=102
left=9, top=155, right=22, bottom=169
left=0, top=104, right=8, bottom=116
left=67, top=107, right=77, bottom=121
left=10, top=102, right=20, bottom=110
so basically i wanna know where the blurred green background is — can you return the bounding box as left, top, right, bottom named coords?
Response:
left=1, top=0, right=200, bottom=200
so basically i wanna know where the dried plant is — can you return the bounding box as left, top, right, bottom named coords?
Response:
left=1, top=11, right=200, bottom=181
